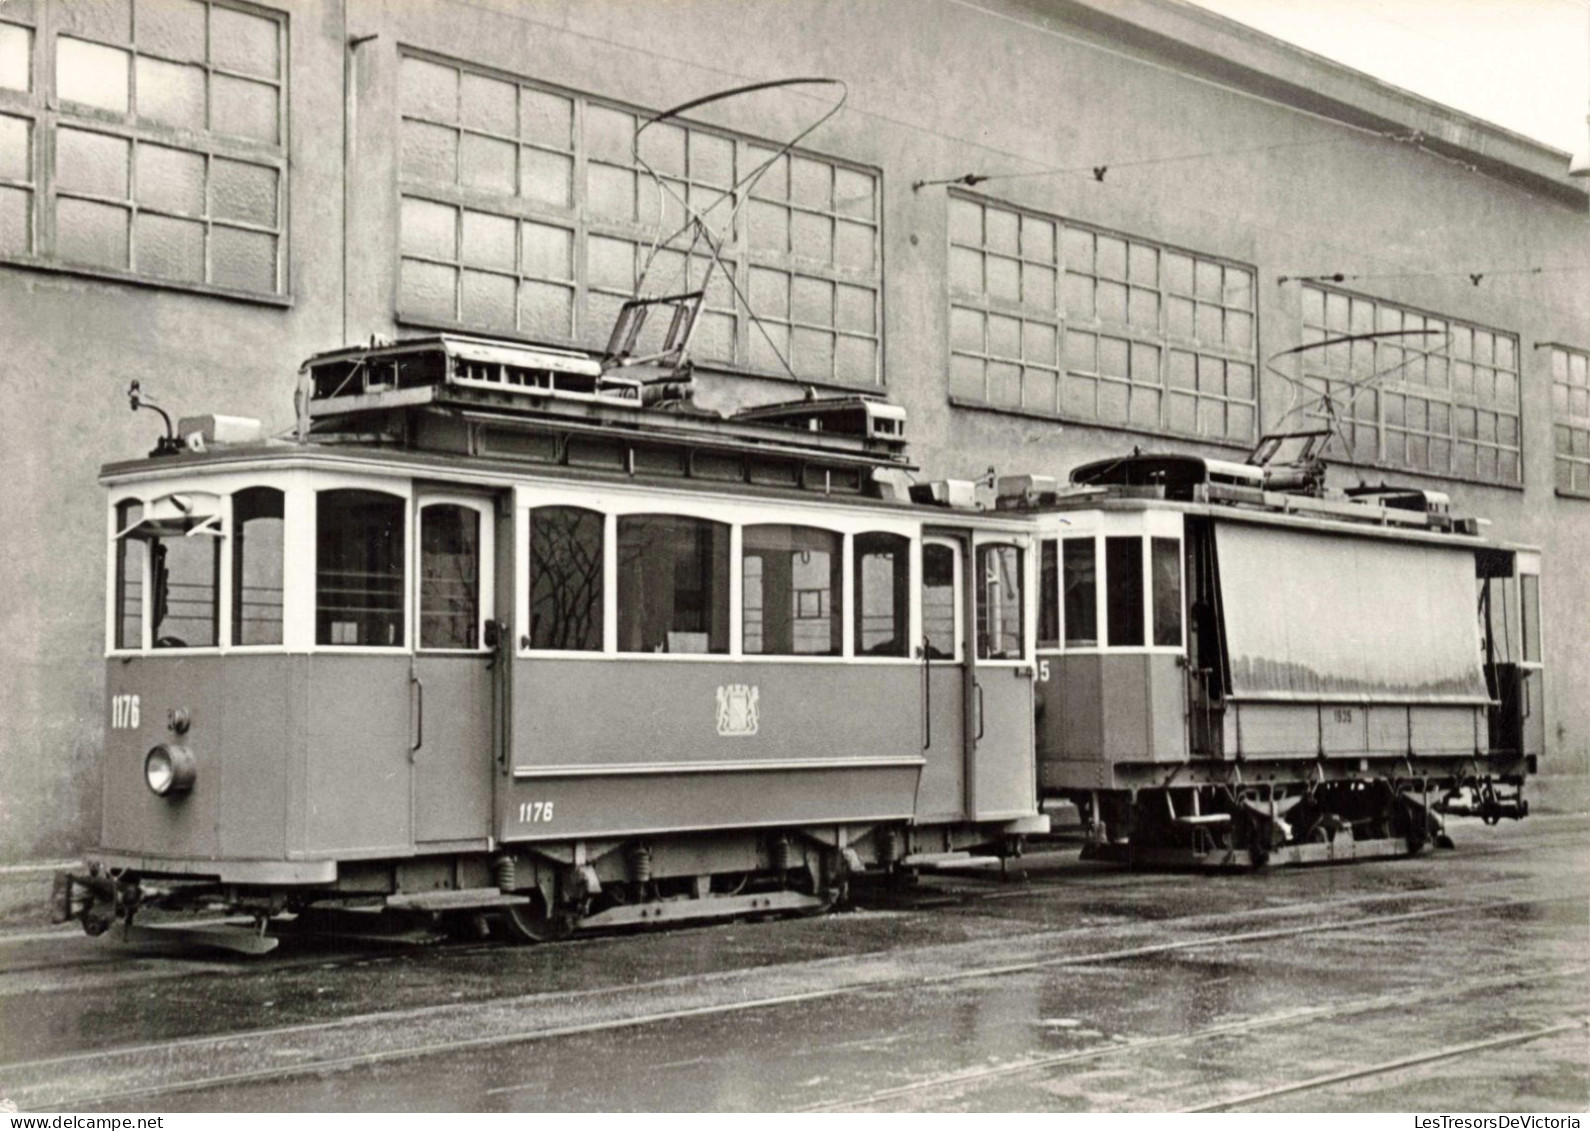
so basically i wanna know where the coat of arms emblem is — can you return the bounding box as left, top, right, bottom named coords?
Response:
left=715, top=684, right=759, bottom=736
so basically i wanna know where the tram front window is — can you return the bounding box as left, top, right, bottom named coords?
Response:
left=115, top=501, right=144, bottom=650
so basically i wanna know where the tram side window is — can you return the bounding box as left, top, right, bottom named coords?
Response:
left=1151, top=537, right=1182, bottom=648
left=115, top=501, right=145, bottom=650
left=618, top=515, right=729, bottom=654
left=855, top=532, right=909, bottom=657
left=233, top=488, right=284, bottom=646
left=1521, top=574, right=1541, bottom=664
left=1062, top=538, right=1097, bottom=647
left=1105, top=536, right=1144, bottom=647
left=317, top=490, right=406, bottom=647
left=976, top=543, right=1024, bottom=660
left=922, top=543, right=957, bottom=659
left=420, top=504, right=480, bottom=650
left=530, top=506, right=604, bottom=651
left=744, top=525, right=841, bottom=656
left=1038, top=539, right=1059, bottom=648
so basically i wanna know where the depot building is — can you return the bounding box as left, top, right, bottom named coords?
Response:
left=1, top=0, right=1586, bottom=861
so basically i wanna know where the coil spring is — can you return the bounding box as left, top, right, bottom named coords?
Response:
left=492, top=854, right=515, bottom=893
left=627, top=842, right=652, bottom=885
left=770, top=835, right=792, bottom=873
left=880, top=827, right=904, bottom=865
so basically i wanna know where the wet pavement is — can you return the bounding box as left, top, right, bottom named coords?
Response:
left=1, top=815, right=1585, bottom=1112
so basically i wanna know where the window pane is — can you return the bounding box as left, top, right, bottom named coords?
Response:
left=743, top=524, right=840, bottom=656
left=617, top=514, right=728, bottom=654
left=151, top=527, right=219, bottom=648
left=135, top=212, right=202, bottom=281
left=56, top=197, right=128, bottom=269
left=137, top=0, right=206, bottom=63
left=0, top=23, right=31, bottom=92
left=136, top=56, right=205, bottom=130
left=210, top=224, right=275, bottom=292
left=1151, top=537, right=1181, bottom=647
left=1062, top=538, right=1096, bottom=647
left=420, top=504, right=480, bottom=649
left=210, top=158, right=277, bottom=226
left=1106, top=536, right=1144, bottom=647
left=1039, top=539, right=1059, bottom=647
left=854, top=532, right=908, bottom=657
left=232, top=487, right=283, bottom=645
left=211, top=73, right=278, bottom=143
left=57, top=127, right=129, bottom=199
left=137, top=143, right=205, bottom=216
left=922, top=543, right=957, bottom=660
left=210, top=4, right=279, bottom=79
left=976, top=543, right=1023, bottom=660
left=316, top=490, right=405, bottom=646
left=58, top=38, right=129, bottom=113
left=115, top=500, right=144, bottom=649
left=530, top=506, right=603, bottom=651
left=0, top=114, right=29, bottom=181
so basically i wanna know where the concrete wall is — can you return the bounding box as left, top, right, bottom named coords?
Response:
left=3, top=0, right=1586, bottom=860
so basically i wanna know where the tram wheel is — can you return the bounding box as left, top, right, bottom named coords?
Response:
left=497, top=892, right=574, bottom=944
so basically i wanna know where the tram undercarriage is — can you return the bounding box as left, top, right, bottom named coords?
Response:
left=1070, top=762, right=1530, bottom=870
left=53, top=820, right=1028, bottom=952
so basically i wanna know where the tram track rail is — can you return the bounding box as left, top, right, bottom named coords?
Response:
left=1, top=889, right=1579, bottom=1111
left=1184, top=1019, right=1590, bottom=1112
left=801, top=967, right=1589, bottom=1112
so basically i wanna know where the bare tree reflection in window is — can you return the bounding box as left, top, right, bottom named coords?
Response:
left=530, top=506, right=603, bottom=650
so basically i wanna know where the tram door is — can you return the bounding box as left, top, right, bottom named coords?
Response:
left=917, top=537, right=966, bottom=820
left=410, top=493, right=496, bottom=847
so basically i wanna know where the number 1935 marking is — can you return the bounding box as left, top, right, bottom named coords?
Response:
left=518, top=801, right=554, bottom=824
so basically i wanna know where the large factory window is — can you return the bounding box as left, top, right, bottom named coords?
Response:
left=1105, top=537, right=1144, bottom=647
left=617, top=514, right=729, bottom=654
left=975, top=543, right=1024, bottom=660
left=232, top=487, right=283, bottom=646
left=743, top=525, right=841, bottom=656
left=949, top=192, right=1256, bottom=445
left=1062, top=538, right=1097, bottom=648
left=1550, top=345, right=1590, bottom=497
left=114, top=500, right=145, bottom=650
left=921, top=542, right=959, bottom=660
left=419, top=504, right=480, bottom=650
left=529, top=506, right=605, bottom=651
left=1151, top=537, right=1182, bottom=648
left=0, top=1, right=286, bottom=296
left=316, top=490, right=406, bottom=647
left=1301, top=286, right=1521, bottom=485
left=397, top=52, right=881, bottom=385
left=854, top=532, right=909, bottom=657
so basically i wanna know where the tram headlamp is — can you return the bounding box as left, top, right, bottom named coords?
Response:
left=144, top=744, right=196, bottom=797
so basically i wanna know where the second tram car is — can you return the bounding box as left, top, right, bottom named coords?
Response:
left=1010, top=432, right=1540, bottom=866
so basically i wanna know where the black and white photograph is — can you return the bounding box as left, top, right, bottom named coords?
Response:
left=0, top=0, right=1586, bottom=1116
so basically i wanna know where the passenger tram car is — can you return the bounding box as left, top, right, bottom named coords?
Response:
left=57, top=327, right=1050, bottom=949
left=1007, top=431, right=1541, bottom=867
left=55, top=334, right=1542, bottom=948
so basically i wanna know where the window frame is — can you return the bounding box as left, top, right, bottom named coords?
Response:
left=1048, top=511, right=1184, bottom=656
left=947, top=188, right=1258, bottom=448
left=0, top=0, right=290, bottom=304
left=1548, top=343, right=1590, bottom=499
left=414, top=493, right=495, bottom=654
left=971, top=533, right=1032, bottom=666
left=1300, top=283, right=1523, bottom=488
left=394, top=48, right=883, bottom=387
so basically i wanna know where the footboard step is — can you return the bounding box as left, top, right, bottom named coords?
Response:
left=580, top=890, right=826, bottom=930
left=122, top=922, right=279, bottom=955
left=383, top=888, right=532, bottom=912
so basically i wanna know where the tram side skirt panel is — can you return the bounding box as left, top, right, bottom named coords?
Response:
left=506, top=658, right=922, bottom=840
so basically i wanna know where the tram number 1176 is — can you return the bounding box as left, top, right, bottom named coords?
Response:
left=518, top=801, right=555, bottom=824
